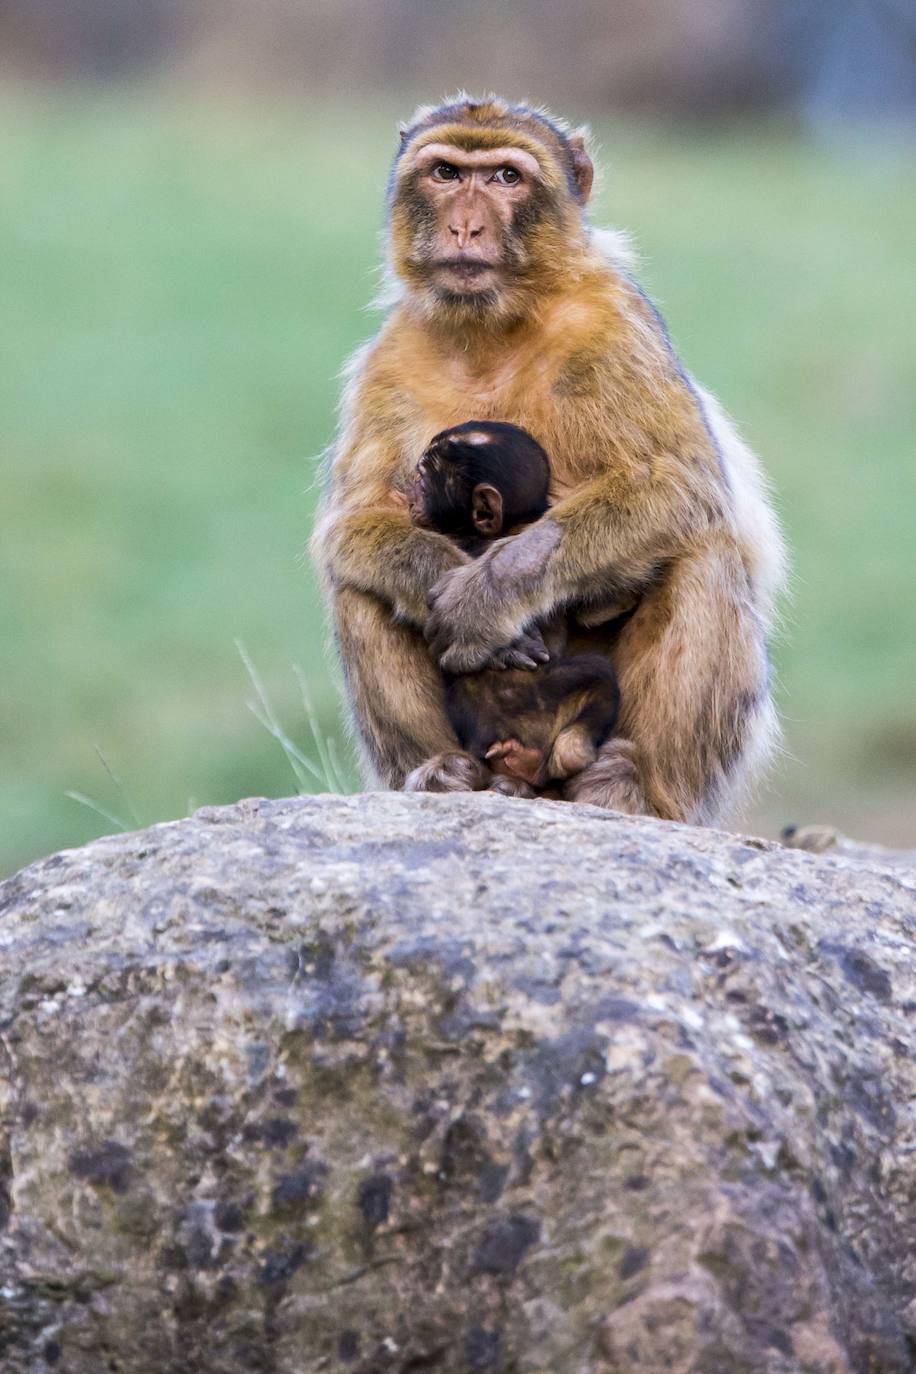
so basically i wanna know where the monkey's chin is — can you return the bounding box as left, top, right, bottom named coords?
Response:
left=435, top=285, right=500, bottom=311
left=406, top=269, right=526, bottom=329
left=426, top=271, right=513, bottom=324
left=433, top=278, right=497, bottom=303
left=423, top=286, right=531, bottom=334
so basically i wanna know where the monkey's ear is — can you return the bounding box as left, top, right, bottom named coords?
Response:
left=471, top=483, right=504, bottom=536
left=568, top=129, right=594, bottom=205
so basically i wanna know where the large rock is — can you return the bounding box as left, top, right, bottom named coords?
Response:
left=0, top=793, right=914, bottom=1373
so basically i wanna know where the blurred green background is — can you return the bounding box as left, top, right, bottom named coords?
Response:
left=2, top=2, right=915, bottom=873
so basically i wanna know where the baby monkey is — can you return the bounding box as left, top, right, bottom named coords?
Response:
left=409, top=421, right=620, bottom=794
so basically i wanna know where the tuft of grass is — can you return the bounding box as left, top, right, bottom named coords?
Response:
left=237, top=641, right=356, bottom=796
left=1, top=94, right=915, bottom=871
left=64, top=742, right=142, bottom=835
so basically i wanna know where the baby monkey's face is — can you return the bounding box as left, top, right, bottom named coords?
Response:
left=406, top=440, right=453, bottom=530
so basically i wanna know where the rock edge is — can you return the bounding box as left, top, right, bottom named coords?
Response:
left=0, top=792, right=914, bottom=1373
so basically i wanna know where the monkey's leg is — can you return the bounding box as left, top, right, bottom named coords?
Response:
left=542, top=657, right=621, bottom=782
left=565, top=534, right=773, bottom=825
left=334, top=586, right=488, bottom=792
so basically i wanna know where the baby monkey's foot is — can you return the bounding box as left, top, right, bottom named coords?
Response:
left=485, top=739, right=546, bottom=787
left=487, top=775, right=537, bottom=799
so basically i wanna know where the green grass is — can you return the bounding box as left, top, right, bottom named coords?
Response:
left=2, top=93, right=915, bottom=872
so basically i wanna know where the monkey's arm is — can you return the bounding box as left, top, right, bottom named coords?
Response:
left=313, top=492, right=471, bottom=627
left=426, top=447, right=724, bottom=671
left=312, top=489, right=550, bottom=669
left=310, top=341, right=476, bottom=626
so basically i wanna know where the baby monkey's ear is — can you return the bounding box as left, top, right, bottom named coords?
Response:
left=470, top=483, right=504, bottom=537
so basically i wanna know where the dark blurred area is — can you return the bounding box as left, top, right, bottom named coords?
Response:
left=1, top=0, right=914, bottom=127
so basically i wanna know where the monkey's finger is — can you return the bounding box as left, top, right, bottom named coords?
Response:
left=438, top=643, right=491, bottom=674
left=494, top=638, right=545, bottom=669
left=519, top=642, right=550, bottom=664
left=505, top=633, right=549, bottom=664
left=432, top=635, right=473, bottom=665
left=517, top=630, right=550, bottom=662
left=488, top=646, right=519, bottom=670
left=424, top=620, right=451, bottom=657
left=498, top=650, right=539, bottom=670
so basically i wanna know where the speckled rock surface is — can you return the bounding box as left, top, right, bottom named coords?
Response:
left=0, top=793, right=914, bottom=1374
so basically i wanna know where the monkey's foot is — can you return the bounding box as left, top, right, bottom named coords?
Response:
left=485, top=739, right=546, bottom=786
left=547, top=725, right=597, bottom=781
left=487, top=775, right=537, bottom=799
left=563, top=738, right=646, bottom=813
left=403, top=751, right=490, bottom=794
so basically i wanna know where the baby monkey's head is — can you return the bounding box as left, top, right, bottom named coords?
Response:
left=409, top=421, right=550, bottom=541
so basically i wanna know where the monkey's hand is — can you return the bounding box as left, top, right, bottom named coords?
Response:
left=425, top=562, right=547, bottom=673
left=487, top=628, right=550, bottom=671
left=485, top=739, right=547, bottom=787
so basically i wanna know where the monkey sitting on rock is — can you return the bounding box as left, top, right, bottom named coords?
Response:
left=407, top=421, right=621, bottom=796
left=313, top=95, right=786, bottom=820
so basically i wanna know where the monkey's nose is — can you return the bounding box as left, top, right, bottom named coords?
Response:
left=448, top=221, right=484, bottom=250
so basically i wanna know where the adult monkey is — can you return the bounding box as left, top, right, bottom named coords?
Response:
left=311, top=95, right=786, bottom=823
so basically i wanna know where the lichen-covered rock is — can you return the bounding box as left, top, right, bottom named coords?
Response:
left=0, top=793, right=914, bottom=1373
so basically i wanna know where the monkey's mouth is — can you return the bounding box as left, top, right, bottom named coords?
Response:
left=432, top=258, right=500, bottom=292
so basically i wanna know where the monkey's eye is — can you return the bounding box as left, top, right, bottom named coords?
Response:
left=492, top=166, right=521, bottom=185
left=431, top=162, right=460, bottom=182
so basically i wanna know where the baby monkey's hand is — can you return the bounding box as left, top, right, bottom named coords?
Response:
left=485, top=739, right=547, bottom=787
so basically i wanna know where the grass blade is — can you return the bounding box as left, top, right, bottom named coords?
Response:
left=65, top=790, right=129, bottom=833
left=92, top=745, right=141, bottom=827
left=237, top=640, right=325, bottom=791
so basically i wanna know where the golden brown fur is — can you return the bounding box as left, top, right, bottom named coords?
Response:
left=311, top=94, right=786, bottom=824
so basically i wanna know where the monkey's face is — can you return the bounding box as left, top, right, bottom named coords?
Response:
left=407, top=444, right=471, bottom=535
left=398, top=142, right=540, bottom=300
left=389, top=99, right=594, bottom=324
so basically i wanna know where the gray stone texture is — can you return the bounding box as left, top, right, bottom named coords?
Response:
left=0, top=792, right=914, bottom=1373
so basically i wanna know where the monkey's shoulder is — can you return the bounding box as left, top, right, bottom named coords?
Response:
left=548, top=274, right=687, bottom=399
